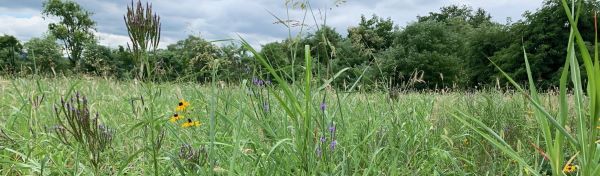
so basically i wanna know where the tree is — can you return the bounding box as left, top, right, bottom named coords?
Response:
left=260, top=41, right=296, bottom=80
left=347, top=14, right=396, bottom=58
left=0, top=35, right=23, bottom=73
left=491, top=1, right=598, bottom=88
left=417, top=5, right=491, bottom=27
left=379, top=20, right=464, bottom=89
left=81, top=43, right=118, bottom=76
left=24, top=35, right=65, bottom=74
left=219, top=43, right=253, bottom=81
left=464, top=23, right=512, bottom=87
left=162, top=35, right=221, bottom=82
left=42, top=0, right=95, bottom=67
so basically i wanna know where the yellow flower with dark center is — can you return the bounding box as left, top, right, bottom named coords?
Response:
left=169, top=113, right=183, bottom=123
left=563, top=164, right=577, bottom=173
left=176, top=99, right=190, bottom=111
left=182, top=118, right=200, bottom=128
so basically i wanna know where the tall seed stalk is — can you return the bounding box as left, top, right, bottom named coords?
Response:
left=124, top=0, right=161, bottom=81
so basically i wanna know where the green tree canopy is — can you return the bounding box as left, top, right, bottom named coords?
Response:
left=24, top=35, right=65, bottom=74
left=0, top=35, right=23, bottom=73
left=43, top=0, right=95, bottom=67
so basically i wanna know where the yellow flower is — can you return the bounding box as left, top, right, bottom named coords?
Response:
left=169, top=113, right=183, bottom=123
left=181, top=118, right=201, bottom=128
left=176, top=99, right=190, bottom=111
left=563, top=152, right=578, bottom=174
left=563, top=164, right=577, bottom=173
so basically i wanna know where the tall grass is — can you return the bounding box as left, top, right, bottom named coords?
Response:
left=452, top=0, right=600, bottom=175
left=1, top=77, right=556, bottom=175
left=2, top=0, right=594, bottom=175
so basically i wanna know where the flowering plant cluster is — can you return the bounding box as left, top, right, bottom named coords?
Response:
left=169, top=99, right=201, bottom=128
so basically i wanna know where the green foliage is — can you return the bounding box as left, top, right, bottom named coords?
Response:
left=418, top=5, right=492, bottom=27
left=159, top=35, right=221, bottom=82
left=3, top=1, right=597, bottom=91
left=379, top=20, right=465, bottom=89
left=0, top=78, right=553, bottom=175
left=0, top=35, right=23, bottom=73
left=218, top=42, right=253, bottom=81
left=42, top=0, right=95, bottom=67
left=464, top=24, right=512, bottom=87
left=348, top=14, right=396, bottom=57
left=490, top=1, right=599, bottom=88
left=80, top=43, right=119, bottom=77
left=23, top=35, right=66, bottom=74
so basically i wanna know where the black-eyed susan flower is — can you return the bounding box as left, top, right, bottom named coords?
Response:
left=170, top=113, right=183, bottom=123
left=563, top=164, right=577, bottom=173
left=181, top=118, right=200, bottom=128
left=176, top=99, right=190, bottom=111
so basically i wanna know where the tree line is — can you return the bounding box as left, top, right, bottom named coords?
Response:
left=0, top=0, right=598, bottom=90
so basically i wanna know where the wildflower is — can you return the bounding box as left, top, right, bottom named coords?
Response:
left=252, top=77, right=264, bottom=86
left=320, top=102, right=326, bottom=111
left=320, top=136, right=326, bottom=143
left=330, top=140, right=337, bottom=150
left=179, top=143, right=200, bottom=164
left=563, top=152, right=579, bottom=174
left=316, top=146, right=322, bottom=157
left=563, top=164, right=577, bottom=173
left=181, top=118, right=201, bottom=128
left=176, top=99, right=190, bottom=111
left=263, top=102, right=270, bottom=112
left=169, top=113, right=183, bottom=123
left=252, top=77, right=270, bottom=87
left=328, top=124, right=336, bottom=133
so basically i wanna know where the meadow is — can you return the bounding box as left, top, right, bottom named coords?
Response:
left=0, top=77, right=556, bottom=175
left=2, top=0, right=600, bottom=175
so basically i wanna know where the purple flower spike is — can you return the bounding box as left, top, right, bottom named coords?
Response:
left=328, top=124, right=336, bottom=133
left=320, top=136, right=326, bottom=143
left=320, top=102, right=326, bottom=111
left=263, top=103, right=270, bottom=112
left=330, top=140, right=337, bottom=150
left=316, top=146, right=322, bottom=157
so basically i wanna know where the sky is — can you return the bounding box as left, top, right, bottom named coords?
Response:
left=0, top=0, right=543, bottom=49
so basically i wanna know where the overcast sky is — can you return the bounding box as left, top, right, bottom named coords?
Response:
left=0, top=0, right=543, bottom=49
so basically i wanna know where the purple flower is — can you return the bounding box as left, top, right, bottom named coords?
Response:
left=252, top=77, right=266, bottom=87
left=320, top=136, right=326, bottom=143
left=257, top=80, right=264, bottom=86
left=316, top=146, right=322, bottom=157
left=330, top=140, right=337, bottom=150
left=328, top=124, right=336, bottom=133
left=263, top=102, right=270, bottom=112
left=320, top=102, right=326, bottom=111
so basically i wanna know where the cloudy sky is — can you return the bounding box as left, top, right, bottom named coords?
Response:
left=0, top=0, right=543, bottom=49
